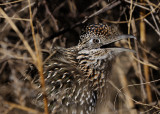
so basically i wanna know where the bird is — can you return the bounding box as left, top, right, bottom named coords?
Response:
left=30, top=23, right=136, bottom=114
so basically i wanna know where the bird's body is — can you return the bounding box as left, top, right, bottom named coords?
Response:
left=30, top=24, right=135, bottom=113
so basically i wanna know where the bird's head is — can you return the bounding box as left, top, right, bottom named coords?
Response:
left=77, top=24, right=136, bottom=61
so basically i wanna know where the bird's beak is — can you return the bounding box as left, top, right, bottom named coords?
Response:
left=116, top=34, right=136, bottom=40
left=100, top=34, right=136, bottom=53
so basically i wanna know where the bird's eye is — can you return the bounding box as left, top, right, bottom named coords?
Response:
left=93, top=39, right=100, bottom=43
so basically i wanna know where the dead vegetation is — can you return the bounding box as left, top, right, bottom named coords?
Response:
left=0, top=0, right=160, bottom=113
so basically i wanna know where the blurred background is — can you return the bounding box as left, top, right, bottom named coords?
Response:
left=0, top=0, right=160, bottom=113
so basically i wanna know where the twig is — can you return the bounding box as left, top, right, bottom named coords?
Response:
left=0, top=7, right=36, bottom=61
left=42, top=0, right=121, bottom=44
left=109, top=81, right=160, bottom=111
left=82, top=0, right=121, bottom=23
left=102, top=2, right=160, bottom=24
left=43, top=0, right=59, bottom=32
left=0, top=0, right=24, bottom=5
left=0, top=16, right=30, bottom=21
left=140, top=0, right=152, bottom=103
left=122, top=1, right=136, bottom=113
left=146, top=0, right=160, bottom=31
left=116, top=58, right=136, bottom=113
left=27, top=0, right=49, bottom=113
left=124, top=0, right=150, bottom=11
left=4, top=101, right=43, bottom=114
left=144, top=18, right=160, bottom=36
left=130, top=18, right=147, bottom=102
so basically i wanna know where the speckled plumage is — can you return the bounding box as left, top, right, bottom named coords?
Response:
left=30, top=24, right=135, bottom=114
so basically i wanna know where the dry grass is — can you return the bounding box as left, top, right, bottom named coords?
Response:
left=0, top=0, right=160, bottom=113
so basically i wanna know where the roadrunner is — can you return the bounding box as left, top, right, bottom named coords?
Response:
left=31, top=24, right=136, bottom=113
